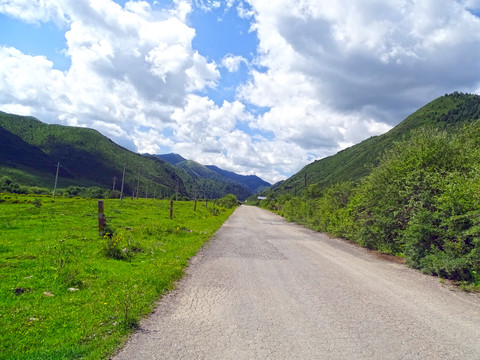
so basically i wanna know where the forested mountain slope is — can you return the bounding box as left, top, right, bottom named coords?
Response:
left=259, top=93, right=480, bottom=286
left=0, top=112, right=198, bottom=197
left=269, top=92, right=480, bottom=197
left=155, top=154, right=271, bottom=201
left=205, top=165, right=270, bottom=193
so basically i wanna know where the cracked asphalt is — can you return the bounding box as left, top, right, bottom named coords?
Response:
left=114, top=205, right=480, bottom=359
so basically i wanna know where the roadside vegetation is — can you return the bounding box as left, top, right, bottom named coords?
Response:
left=257, top=123, right=480, bottom=291
left=0, top=194, right=236, bottom=359
left=268, top=92, right=480, bottom=198
left=0, top=177, right=114, bottom=198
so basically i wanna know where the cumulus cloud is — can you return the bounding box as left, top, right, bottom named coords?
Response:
left=171, top=94, right=248, bottom=153
left=168, top=94, right=298, bottom=183
left=0, top=47, right=68, bottom=115
left=221, top=54, right=247, bottom=72
left=0, top=0, right=219, bottom=152
left=0, top=0, right=69, bottom=25
left=221, top=0, right=480, bottom=180
left=3, top=0, right=480, bottom=184
left=246, top=0, right=480, bottom=118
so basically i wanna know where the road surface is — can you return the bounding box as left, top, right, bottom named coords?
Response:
left=114, top=205, right=480, bottom=359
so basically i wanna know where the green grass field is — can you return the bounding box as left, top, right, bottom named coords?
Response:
left=0, top=194, right=235, bottom=359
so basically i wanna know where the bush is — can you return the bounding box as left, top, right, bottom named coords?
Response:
left=350, top=127, right=480, bottom=279
left=102, top=232, right=132, bottom=261
left=64, top=186, right=110, bottom=199
left=266, top=125, right=480, bottom=284
left=216, top=194, right=239, bottom=209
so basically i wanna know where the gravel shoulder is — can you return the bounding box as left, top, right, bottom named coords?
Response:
left=114, top=205, right=480, bottom=359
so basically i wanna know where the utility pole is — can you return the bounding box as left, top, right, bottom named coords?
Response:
left=112, top=176, right=117, bottom=192
left=304, top=173, right=307, bottom=188
left=175, top=179, right=179, bottom=201
left=136, top=174, right=140, bottom=199
left=53, top=162, right=60, bottom=199
left=120, top=164, right=126, bottom=200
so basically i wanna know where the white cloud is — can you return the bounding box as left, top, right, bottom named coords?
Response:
left=0, top=0, right=219, bottom=150
left=192, top=0, right=222, bottom=12
left=221, top=54, right=247, bottom=72
left=133, top=128, right=174, bottom=154
left=232, top=0, right=480, bottom=180
left=3, top=0, right=480, bottom=185
left=0, top=0, right=69, bottom=25
left=0, top=47, right=68, bottom=115
left=171, top=94, right=246, bottom=149
left=168, top=94, right=298, bottom=183
left=245, top=0, right=480, bottom=117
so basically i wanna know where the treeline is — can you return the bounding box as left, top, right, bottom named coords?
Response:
left=0, top=176, right=51, bottom=195
left=0, top=177, right=114, bottom=198
left=0, top=176, right=240, bottom=206
left=259, top=124, right=480, bottom=285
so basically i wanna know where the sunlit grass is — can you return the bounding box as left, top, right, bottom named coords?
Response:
left=0, top=194, right=234, bottom=359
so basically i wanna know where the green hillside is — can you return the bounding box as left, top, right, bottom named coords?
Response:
left=206, top=165, right=271, bottom=193
left=173, top=160, right=252, bottom=201
left=0, top=112, right=199, bottom=198
left=155, top=154, right=271, bottom=201
left=258, top=93, right=480, bottom=286
left=158, top=153, right=187, bottom=166
left=269, top=92, right=480, bottom=197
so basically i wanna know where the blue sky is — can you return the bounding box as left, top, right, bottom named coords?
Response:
left=188, top=4, right=257, bottom=105
left=1, top=0, right=480, bottom=183
left=0, top=13, right=70, bottom=70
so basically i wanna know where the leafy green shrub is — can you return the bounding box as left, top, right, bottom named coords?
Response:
left=315, top=182, right=355, bottom=237
left=281, top=197, right=303, bottom=223
left=350, top=126, right=480, bottom=279
left=208, top=207, right=220, bottom=216
left=102, top=232, right=132, bottom=261
left=420, top=249, right=474, bottom=281
left=216, top=194, right=239, bottom=208
left=261, top=124, right=480, bottom=284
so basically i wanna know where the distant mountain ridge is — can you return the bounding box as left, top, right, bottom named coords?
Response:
left=205, top=165, right=270, bottom=193
left=154, top=154, right=271, bottom=200
left=0, top=112, right=270, bottom=200
left=157, top=153, right=186, bottom=166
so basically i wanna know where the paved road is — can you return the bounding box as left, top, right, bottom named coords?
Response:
left=114, top=205, right=480, bottom=359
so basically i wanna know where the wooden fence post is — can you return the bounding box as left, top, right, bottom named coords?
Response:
left=170, top=200, right=174, bottom=220
left=98, top=200, right=105, bottom=234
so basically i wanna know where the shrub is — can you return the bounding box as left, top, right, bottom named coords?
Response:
left=216, top=194, right=239, bottom=209
left=102, top=232, right=132, bottom=261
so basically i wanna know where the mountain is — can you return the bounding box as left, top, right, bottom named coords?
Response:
left=176, top=160, right=251, bottom=201
left=157, top=153, right=186, bottom=166
left=268, top=92, right=480, bottom=197
left=153, top=154, right=271, bottom=201
left=0, top=112, right=269, bottom=200
left=205, top=165, right=270, bottom=193
left=0, top=111, right=200, bottom=198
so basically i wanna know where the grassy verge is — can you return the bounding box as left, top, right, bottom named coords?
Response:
left=0, top=194, right=234, bottom=359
